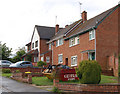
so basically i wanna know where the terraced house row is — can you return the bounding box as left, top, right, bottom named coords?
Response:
left=22, top=4, right=120, bottom=76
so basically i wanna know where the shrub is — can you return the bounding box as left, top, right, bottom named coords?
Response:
left=37, top=61, right=47, bottom=68
left=15, top=70, right=20, bottom=73
left=2, top=69, right=11, bottom=73
left=76, top=60, right=101, bottom=84
left=52, top=87, right=60, bottom=93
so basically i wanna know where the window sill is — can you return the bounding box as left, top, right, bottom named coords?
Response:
left=58, top=62, right=63, bottom=64
left=89, top=38, right=95, bottom=41
left=69, top=43, right=79, bottom=47
left=71, top=64, right=77, bottom=67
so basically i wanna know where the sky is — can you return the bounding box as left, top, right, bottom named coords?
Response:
left=0, top=0, right=119, bottom=55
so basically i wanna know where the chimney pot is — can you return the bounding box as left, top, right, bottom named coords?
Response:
left=81, top=11, right=87, bottom=22
left=55, top=24, right=59, bottom=34
left=65, top=25, right=68, bottom=28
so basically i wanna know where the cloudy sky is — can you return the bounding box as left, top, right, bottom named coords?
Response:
left=0, top=0, right=119, bottom=54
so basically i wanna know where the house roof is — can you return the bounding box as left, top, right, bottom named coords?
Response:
left=65, top=5, right=119, bottom=40
left=35, top=25, right=55, bottom=39
left=48, top=19, right=82, bottom=43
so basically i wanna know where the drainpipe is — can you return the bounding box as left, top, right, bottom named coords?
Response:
left=94, top=28, right=96, bottom=60
left=52, top=42, right=53, bottom=65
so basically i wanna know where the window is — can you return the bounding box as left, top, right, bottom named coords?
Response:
left=56, top=38, right=63, bottom=47
left=71, top=56, right=77, bottom=66
left=77, top=36, right=79, bottom=44
left=46, top=57, right=50, bottom=63
left=58, top=54, right=63, bottom=63
left=89, top=30, right=95, bottom=40
left=49, top=43, right=51, bottom=50
left=35, top=41, right=38, bottom=47
left=41, top=57, right=44, bottom=61
left=69, top=36, right=79, bottom=47
left=34, top=57, right=38, bottom=62
left=32, top=43, right=34, bottom=48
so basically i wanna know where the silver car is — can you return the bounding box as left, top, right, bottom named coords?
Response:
left=9, top=61, right=33, bottom=68
left=0, top=60, right=13, bottom=67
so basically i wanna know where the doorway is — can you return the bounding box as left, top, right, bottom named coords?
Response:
left=65, top=58, right=68, bottom=66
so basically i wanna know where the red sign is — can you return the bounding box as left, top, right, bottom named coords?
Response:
left=59, top=69, right=79, bottom=81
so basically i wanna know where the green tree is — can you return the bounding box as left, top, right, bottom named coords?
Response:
left=12, top=47, right=26, bottom=63
left=0, top=43, right=12, bottom=60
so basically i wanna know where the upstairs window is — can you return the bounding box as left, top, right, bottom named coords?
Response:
left=32, top=43, right=34, bottom=49
left=69, top=36, right=79, bottom=47
left=35, top=40, right=38, bottom=47
left=49, top=43, right=51, bottom=50
left=89, top=30, right=95, bottom=40
left=58, top=54, right=63, bottom=63
left=56, top=38, right=63, bottom=47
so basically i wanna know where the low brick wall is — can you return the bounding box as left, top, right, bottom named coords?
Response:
left=2, top=67, right=43, bottom=77
left=11, top=72, right=32, bottom=84
left=54, top=79, right=120, bottom=93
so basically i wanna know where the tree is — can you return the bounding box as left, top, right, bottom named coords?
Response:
left=12, top=47, right=26, bottom=63
left=0, top=43, right=12, bottom=60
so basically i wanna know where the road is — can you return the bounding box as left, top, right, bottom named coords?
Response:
left=0, top=76, right=54, bottom=93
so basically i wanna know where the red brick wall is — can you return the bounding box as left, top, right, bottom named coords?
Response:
left=54, top=80, right=120, bottom=93
left=96, top=7, right=119, bottom=71
left=40, top=39, right=49, bottom=54
left=53, top=32, right=95, bottom=67
left=40, top=51, right=52, bottom=67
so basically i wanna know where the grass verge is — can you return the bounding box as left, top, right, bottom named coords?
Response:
left=32, top=75, right=118, bottom=86
left=2, top=73, right=12, bottom=78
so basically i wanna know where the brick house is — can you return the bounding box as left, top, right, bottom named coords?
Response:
left=22, top=25, right=55, bottom=66
left=47, top=4, right=120, bottom=76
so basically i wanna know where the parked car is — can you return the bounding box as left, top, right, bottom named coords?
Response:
left=0, top=60, right=13, bottom=67
left=9, top=61, right=33, bottom=68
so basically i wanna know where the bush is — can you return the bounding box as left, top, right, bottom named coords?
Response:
left=37, top=61, right=47, bottom=68
left=52, top=87, right=60, bottom=93
left=2, top=69, right=11, bottom=73
left=76, top=60, right=101, bottom=84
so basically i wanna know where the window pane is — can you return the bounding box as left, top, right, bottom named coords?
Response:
left=92, top=30, right=95, bottom=39
left=49, top=43, right=51, bottom=50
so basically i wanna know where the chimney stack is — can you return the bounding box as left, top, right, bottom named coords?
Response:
left=65, top=25, right=68, bottom=28
left=55, top=24, right=59, bottom=34
left=81, top=11, right=87, bottom=22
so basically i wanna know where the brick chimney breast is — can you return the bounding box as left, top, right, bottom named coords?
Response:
left=81, top=11, right=87, bottom=22
left=55, top=24, right=59, bottom=34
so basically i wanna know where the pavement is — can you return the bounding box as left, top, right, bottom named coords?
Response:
left=0, top=76, right=55, bottom=94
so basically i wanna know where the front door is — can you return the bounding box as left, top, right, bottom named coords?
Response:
left=65, top=58, right=68, bottom=66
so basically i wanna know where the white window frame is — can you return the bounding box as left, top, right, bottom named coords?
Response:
left=34, top=57, right=38, bottom=62
left=41, top=56, right=44, bottom=61
left=89, top=30, right=95, bottom=40
left=49, top=43, right=51, bottom=50
left=56, top=38, right=63, bottom=47
left=58, top=54, right=63, bottom=64
left=69, top=36, right=79, bottom=47
left=71, top=55, right=77, bottom=66
left=46, top=56, right=50, bottom=63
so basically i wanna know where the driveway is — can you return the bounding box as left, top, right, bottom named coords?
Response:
left=0, top=76, right=54, bottom=93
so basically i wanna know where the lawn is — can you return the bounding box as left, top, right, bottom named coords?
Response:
left=32, top=76, right=53, bottom=86
left=32, top=75, right=118, bottom=86
left=2, top=73, right=12, bottom=78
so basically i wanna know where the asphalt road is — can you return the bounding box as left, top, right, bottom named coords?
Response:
left=0, top=76, right=54, bottom=94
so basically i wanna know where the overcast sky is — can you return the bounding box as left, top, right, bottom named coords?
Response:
left=0, top=0, right=119, bottom=55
